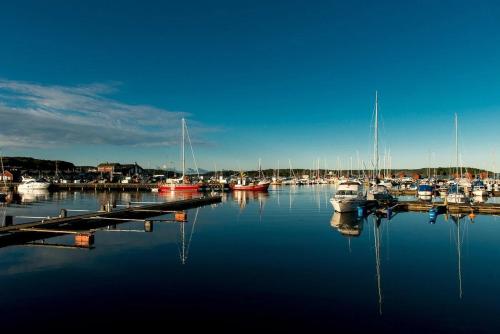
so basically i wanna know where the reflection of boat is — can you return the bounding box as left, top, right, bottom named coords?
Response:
left=450, top=214, right=466, bottom=299
left=373, top=215, right=383, bottom=315
left=232, top=190, right=269, bottom=210
left=178, top=208, right=199, bottom=265
left=18, top=189, right=50, bottom=203
left=18, top=178, right=51, bottom=191
left=229, top=180, right=270, bottom=191
left=330, top=212, right=363, bottom=237
left=158, top=118, right=201, bottom=192
left=330, top=180, right=366, bottom=212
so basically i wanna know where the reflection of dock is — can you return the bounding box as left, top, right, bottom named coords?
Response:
left=394, top=201, right=500, bottom=214
left=0, top=196, right=221, bottom=248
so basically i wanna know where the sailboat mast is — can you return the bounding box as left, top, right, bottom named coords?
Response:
left=455, top=113, right=458, bottom=178
left=181, top=118, right=187, bottom=179
left=374, top=91, right=379, bottom=179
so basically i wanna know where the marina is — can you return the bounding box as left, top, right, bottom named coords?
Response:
left=1, top=186, right=500, bottom=332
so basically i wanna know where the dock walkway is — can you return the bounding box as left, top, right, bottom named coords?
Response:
left=0, top=195, right=222, bottom=248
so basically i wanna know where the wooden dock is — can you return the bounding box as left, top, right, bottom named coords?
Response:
left=0, top=195, right=222, bottom=248
left=395, top=201, right=500, bottom=214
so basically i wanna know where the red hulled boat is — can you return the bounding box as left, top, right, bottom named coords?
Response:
left=229, top=180, right=270, bottom=191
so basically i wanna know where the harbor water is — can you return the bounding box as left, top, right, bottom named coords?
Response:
left=1, top=186, right=500, bottom=332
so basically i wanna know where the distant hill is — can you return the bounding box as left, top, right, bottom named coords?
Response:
left=1, top=157, right=75, bottom=171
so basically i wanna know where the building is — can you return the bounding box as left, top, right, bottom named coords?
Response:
left=0, top=171, right=13, bottom=181
left=97, top=162, right=145, bottom=176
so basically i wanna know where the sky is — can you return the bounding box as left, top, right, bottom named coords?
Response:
left=0, top=0, right=499, bottom=172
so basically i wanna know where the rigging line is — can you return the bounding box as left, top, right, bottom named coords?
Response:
left=184, top=120, right=200, bottom=178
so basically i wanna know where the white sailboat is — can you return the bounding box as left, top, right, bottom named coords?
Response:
left=367, top=91, right=394, bottom=203
left=447, top=114, right=467, bottom=204
left=158, top=118, right=201, bottom=192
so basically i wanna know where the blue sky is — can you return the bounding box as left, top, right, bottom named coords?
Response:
left=0, top=0, right=499, bottom=171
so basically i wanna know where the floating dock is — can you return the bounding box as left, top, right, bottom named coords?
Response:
left=395, top=201, right=500, bottom=214
left=0, top=195, right=222, bottom=248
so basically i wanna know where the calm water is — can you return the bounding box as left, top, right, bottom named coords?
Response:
left=1, top=186, right=500, bottom=332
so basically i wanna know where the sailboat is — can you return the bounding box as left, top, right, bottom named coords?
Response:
left=367, top=91, right=394, bottom=203
left=158, top=118, right=201, bottom=192
left=446, top=114, right=467, bottom=204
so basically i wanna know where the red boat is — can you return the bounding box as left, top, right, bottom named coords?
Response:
left=157, top=118, right=201, bottom=193
left=229, top=181, right=270, bottom=191
left=158, top=183, right=200, bottom=192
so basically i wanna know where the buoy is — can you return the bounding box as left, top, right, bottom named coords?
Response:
left=357, top=206, right=365, bottom=218
left=175, top=211, right=187, bottom=222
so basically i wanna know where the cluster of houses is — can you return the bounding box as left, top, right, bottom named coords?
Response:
left=1, top=162, right=160, bottom=184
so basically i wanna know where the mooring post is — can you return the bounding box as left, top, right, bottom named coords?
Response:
left=59, top=209, right=67, bottom=218
left=3, top=215, right=13, bottom=227
left=144, top=220, right=153, bottom=232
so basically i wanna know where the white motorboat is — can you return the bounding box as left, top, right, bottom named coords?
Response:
left=17, top=178, right=51, bottom=191
left=330, top=180, right=366, bottom=212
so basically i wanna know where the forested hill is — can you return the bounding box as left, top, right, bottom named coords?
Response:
left=1, top=157, right=74, bottom=171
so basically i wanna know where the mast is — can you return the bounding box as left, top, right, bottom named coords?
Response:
left=181, top=118, right=185, bottom=179
left=0, top=152, right=7, bottom=189
left=374, top=91, right=379, bottom=180
left=455, top=113, right=458, bottom=179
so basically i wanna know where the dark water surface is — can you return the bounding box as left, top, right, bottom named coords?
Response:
left=1, top=186, right=500, bottom=332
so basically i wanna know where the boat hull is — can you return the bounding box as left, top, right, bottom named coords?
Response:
left=330, top=198, right=367, bottom=213
left=158, top=184, right=200, bottom=192
left=446, top=193, right=467, bottom=204
left=18, top=183, right=50, bottom=191
left=229, top=183, right=270, bottom=191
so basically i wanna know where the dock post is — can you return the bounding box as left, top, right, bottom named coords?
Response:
left=3, top=215, right=13, bottom=227
left=59, top=209, right=67, bottom=218
left=144, top=220, right=153, bottom=232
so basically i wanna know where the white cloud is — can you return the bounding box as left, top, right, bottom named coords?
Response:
left=0, top=79, right=212, bottom=148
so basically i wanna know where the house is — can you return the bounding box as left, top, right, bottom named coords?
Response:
left=0, top=170, right=13, bottom=181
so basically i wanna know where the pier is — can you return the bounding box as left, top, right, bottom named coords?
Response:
left=0, top=195, right=222, bottom=248
left=394, top=201, right=500, bottom=214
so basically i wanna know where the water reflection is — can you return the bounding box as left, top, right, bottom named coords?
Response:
left=330, top=212, right=363, bottom=237
left=373, top=214, right=383, bottom=315
left=18, top=189, right=50, bottom=203
left=449, top=213, right=467, bottom=299
left=232, top=190, right=269, bottom=210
